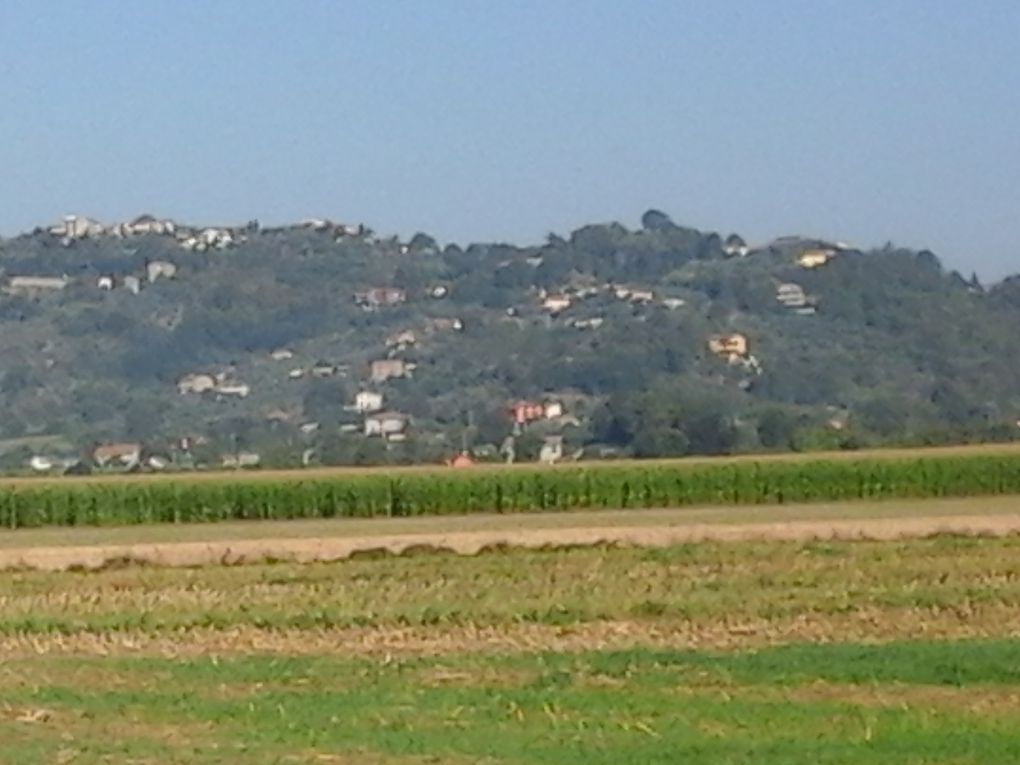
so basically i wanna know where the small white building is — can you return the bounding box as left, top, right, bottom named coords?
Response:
left=386, top=330, right=417, bottom=349
left=177, top=373, right=218, bottom=395
left=50, top=215, right=105, bottom=240
left=126, top=215, right=176, bottom=236
left=146, top=260, right=178, bottom=283
left=223, top=451, right=261, bottom=469
left=542, top=295, right=572, bottom=313
left=29, top=455, right=54, bottom=472
left=544, top=402, right=564, bottom=420
left=6, top=276, right=69, bottom=294
left=215, top=382, right=251, bottom=398
left=270, top=348, right=295, bottom=361
left=97, top=276, right=114, bottom=290
left=539, top=436, right=564, bottom=465
left=355, top=391, right=384, bottom=413
left=364, top=411, right=409, bottom=439
left=123, top=276, right=142, bottom=295
left=776, top=283, right=808, bottom=308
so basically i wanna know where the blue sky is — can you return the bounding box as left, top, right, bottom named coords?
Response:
left=1, top=1, right=1018, bottom=277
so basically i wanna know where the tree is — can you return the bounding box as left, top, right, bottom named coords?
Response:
left=640, top=209, right=675, bottom=232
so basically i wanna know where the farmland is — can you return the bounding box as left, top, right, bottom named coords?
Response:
left=1, top=529, right=1019, bottom=763
left=6, top=446, right=1020, bottom=529
left=1, top=448, right=1019, bottom=762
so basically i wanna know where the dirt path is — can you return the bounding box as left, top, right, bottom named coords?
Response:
left=2, top=511, right=1019, bottom=572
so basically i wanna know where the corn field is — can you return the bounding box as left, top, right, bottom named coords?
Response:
left=2, top=455, right=1020, bottom=529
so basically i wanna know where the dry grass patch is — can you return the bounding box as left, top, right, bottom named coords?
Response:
left=776, top=681, right=1020, bottom=716
left=0, top=605, right=1018, bottom=660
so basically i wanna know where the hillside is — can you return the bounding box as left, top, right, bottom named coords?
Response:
left=1, top=210, right=1018, bottom=471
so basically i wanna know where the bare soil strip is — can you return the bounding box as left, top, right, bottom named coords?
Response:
left=2, top=511, right=1019, bottom=572
left=3, top=495, right=1020, bottom=549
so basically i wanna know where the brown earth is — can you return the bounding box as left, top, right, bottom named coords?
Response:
left=2, top=511, right=1019, bottom=572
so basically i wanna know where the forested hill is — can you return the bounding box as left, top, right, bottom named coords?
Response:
left=1, top=209, right=1017, bottom=470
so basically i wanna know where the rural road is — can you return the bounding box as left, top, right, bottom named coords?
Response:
left=1, top=501, right=1019, bottom=571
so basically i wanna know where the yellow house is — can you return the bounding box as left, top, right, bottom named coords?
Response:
left=708, top=333, right=749, bottom=359
left=797, top=248, right=835, bottom=268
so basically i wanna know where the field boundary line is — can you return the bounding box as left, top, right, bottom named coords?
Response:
left=2, top=513, right=1019, bottom=571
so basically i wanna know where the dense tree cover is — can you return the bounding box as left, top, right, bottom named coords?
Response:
left=0, top=213, right=1017, bottom=469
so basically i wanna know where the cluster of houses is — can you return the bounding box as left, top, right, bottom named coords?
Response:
left=4, top=257, right=179, bottom=297
left=45, top=214, right=246, bottom=252
left=39, top=212, right=374, bottom=253
left=538, top=283, right=684, bottom=319
left=299, top=218, right=367, bottom=239
left=11, top=222, right=860, bottom=473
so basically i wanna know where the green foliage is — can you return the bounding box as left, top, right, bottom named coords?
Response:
left=4, top=215, right=1020, bottom=462
left=4, top=452, right=1020, bottom=528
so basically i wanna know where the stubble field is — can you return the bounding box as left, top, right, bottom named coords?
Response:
left=1, top=523, right=1019, bottom=763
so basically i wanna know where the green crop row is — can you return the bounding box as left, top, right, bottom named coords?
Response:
left=2, top=455, right=1020, bottom=529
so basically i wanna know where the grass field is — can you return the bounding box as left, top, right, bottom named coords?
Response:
left=1, top=531, right=1018, bottom=763
left=4, top=641, right=1020, bottom=764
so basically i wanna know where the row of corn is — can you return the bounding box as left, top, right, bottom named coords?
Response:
left=1, top=455, right=1018, bottom=529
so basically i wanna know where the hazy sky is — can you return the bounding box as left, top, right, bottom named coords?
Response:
left=2, top=1, right=1018, bottom=278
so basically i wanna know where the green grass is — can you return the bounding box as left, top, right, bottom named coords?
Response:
left=2, top=640, right=1019, bottom=764
left=3, top=535, right=1018, bottom=762
left=5, top=451, right=1020, bottom=528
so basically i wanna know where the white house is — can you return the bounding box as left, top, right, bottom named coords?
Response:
left=29, top=456, right=54, bottom=472
left=215, top=382, right=251, bottom=398
left=542, top=295, right=572, bottom=313
left=223, top=451, right=261, bottom=469
left=364, top=411, right=409, bottom=439
left=50, top=215, right=105, bottom=240
left=177, top=373, right=218, bottom=395
left=146, top=260, right=178, bottom=283
left=7, top=276, right=69, bottom=293
left=776, top=283, right=808, bottom=308
left=543, top=402, right=564, bottom=420
left=97, top=276, right=114, bottom=290
left=539, top=436, right=564, bottom=465
left=126, top=215, right=176, bottom=236
left=123, top=276, right=142, bottom=295
left=355, top=391, right=384, bottom=413
left=92, top=442, right=142, bottom=469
